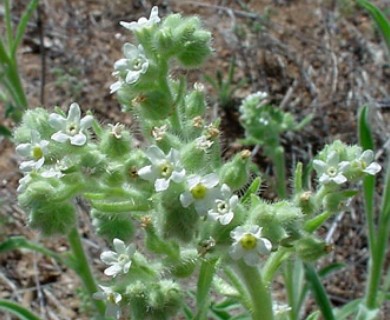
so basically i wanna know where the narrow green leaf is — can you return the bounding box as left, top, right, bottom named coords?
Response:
left=0, top=125, right=12, bottom=137
left=0, top=236, right=68, bottom=267
left=304, top=263, right=336, bottom=320
left=334, top=299, right=361, bottom=320
left=358, top=106, right=374, bottom=150
left=293, top=162, right=303, bottom=193
left=357, top=0, right=390, bottom=54
left=0, top=299, right=43, bottom=320
left=12, top=0, right=40, bottom=57
left=4, top=0, right=14, bottom=50
left=241, top=177, right=261, bottom=204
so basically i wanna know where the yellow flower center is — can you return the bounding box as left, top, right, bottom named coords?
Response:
left=32, top=146, right=43, bottom=160
left=118, top=254, right=128, bottom=263
left=107, top=293, right=116, bottom=304
left=326, top=166, right=337, bottom=177
left=67, top=123, right=78, bottom=135
left=159, top=162, right=173, bottom=178
left=240, top=233, right=257, bottom=250
left=191, top=183, right=207, bottom=199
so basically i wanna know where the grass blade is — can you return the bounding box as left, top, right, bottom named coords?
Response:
left=304, top=263, right=336, bottom=320
left=357, top=0, right=390, bottom=54
left=0, top=299, right=42, bottom=320
left=12, top=0, right=40, bottom=57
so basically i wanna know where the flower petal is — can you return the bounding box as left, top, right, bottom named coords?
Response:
left=100, top=251, right=119, bottom=265
left=70, top=133, right=87, bottom=146
left=170, top=169, right=186, bottom=183
left=113, top=238, right=126, bottom=254
left=218, top=212, right=234, bottom=225
left=68, top=103, right=81, bottom=122
left=104, top=264, right=122, bottom=277
left=49, top=113, right=67, bottom=130
left=16, top=143, right=32, bottom=157
left=138, top=165, right=158, bottom=181
left=202, top=173, right=219, bottom=188
left=80, top=115, right=93, bottom=130
left=364, top=162, right=381, bottom=175
left=155, top=178, right=170, bottom=192
left=180, top=191, right=193, bottom=208
left=51, top=132, right=70, bottom=143
left=145, top=145, right=166, bottom=163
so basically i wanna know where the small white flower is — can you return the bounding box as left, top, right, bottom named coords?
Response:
left=16, top=130, right=49, bottom=172
left=120, top=6, right=160, bottom=32
left=208, top=184, right=238, bottom=225
left=40, top=167, right=65, bottom=179
left=354, top=150, right=381, bottom=176
left=110, top=44, right=149, bottom=93
left=273, top=303, right=291, bottom=316
left=229, top=225, right=272, bottom=266
left=244, top=91, right=268, bottom=105
left=195, top=136, right=214, bottom=151
left=100, top=238, right=135, bottom=277
left=313, top=151, right=349, bottom=185
left=180, top=173, right=219, bottom=215
left=93, top=285, right=122, bottom=319
left=138, top=145, right=186, bottom=192
left=49, top=103, right=93, bottom=146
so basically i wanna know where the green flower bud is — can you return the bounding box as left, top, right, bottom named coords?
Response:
left=79, top=149, right=107, bottom=177
left=91, top=209, right=135, bottom=242
left=295, top=237, right=331, bottom=261
left=149, top=280, right=182, bottom=319
left=323, top=190, right=358, bottom=213
left=159, top=183, right=199, bottom=243
left=18, top=180, right=60, bottom=208
left=167, top=249, right=198, bottom=278
left=134, top=90, right=173, bottom=121
left=127, top=281, right=148, bottom=319
left=295, top=191, right=317, bottom=215
left=184, top=84, right=207, bottom=118
left=99, top=123, right=132, bottom=158
left=180, top=140, right=210, bottom=172
left=219, top=150, right=251, bottom=190
left=14, top=108, right=52, bottom=143
left=29, top=202, right=76, bottom=236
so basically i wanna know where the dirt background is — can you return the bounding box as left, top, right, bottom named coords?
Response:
left=0, top=0, right=389, bottom=319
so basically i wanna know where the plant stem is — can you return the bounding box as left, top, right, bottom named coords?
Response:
left=262, top=248, right=290, bottom=284
left=67, top=227, right=105, bottom=317
left=236, top=261, right=274, bottom=320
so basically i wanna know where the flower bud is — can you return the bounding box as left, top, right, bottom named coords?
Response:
left=167, top=249, right=198, bottom=278
left=295, top=237, right=330, bottom=261
left=135, top=90, right=173, bottom=121
left=14, top=108, right=52, bottom=143
left=29, top=202, right=76, bottom=236
left=91, top=209, right=135, bottom=242
left=184, top=85, right=207, bottom=118
left=99, top=124, right=132, bottom=158
left=127, top=281, right=148, bottom=319
left=219, top=150, right=251, bottom=190
left=295, top=191, right=317, bottom=215
left=159, top=183, right=199, bottom=243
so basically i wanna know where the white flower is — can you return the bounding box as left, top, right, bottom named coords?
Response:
left=40, top=167, right=65, bottom=179
left=208, top=184, right=238, bottom=225
left=229, top=225, right=272, bottom=266
left=244, top=91, right=268, bottom=105
left=100, top=239, right=135, bottom=277
left=138, top=145, right=186, bottom=192
left=353, top=150, right=381, bottom=176
left=93, top=285, right=122, bottom=319
left=180, top=173, right=219, bottom=215
left=110, top=44, right=149, bottom=93
left=120, top=6, right=160, bottom=32
left=313, top=151, right=349, bottom=185
left=16, top=130, right=49, bottom=172
left=49, top=103, right=93, bottom=146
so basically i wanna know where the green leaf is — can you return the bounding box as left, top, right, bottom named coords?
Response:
left=241, top=177, right=261, bottom=204
left=304, top=263, right=336, bottom=320
left=0, top=236, right=68, bottom=267
left=0, top=299, right=43, bottom=320
left=12, top=0, right=40, bottom=57
left=334, top=299, right=361, bottom=319
left=357, top=0, right=390, bottom=55
left=0, top=124, right=12, bottom=137
left=358, top=106, right=374, bottom=150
